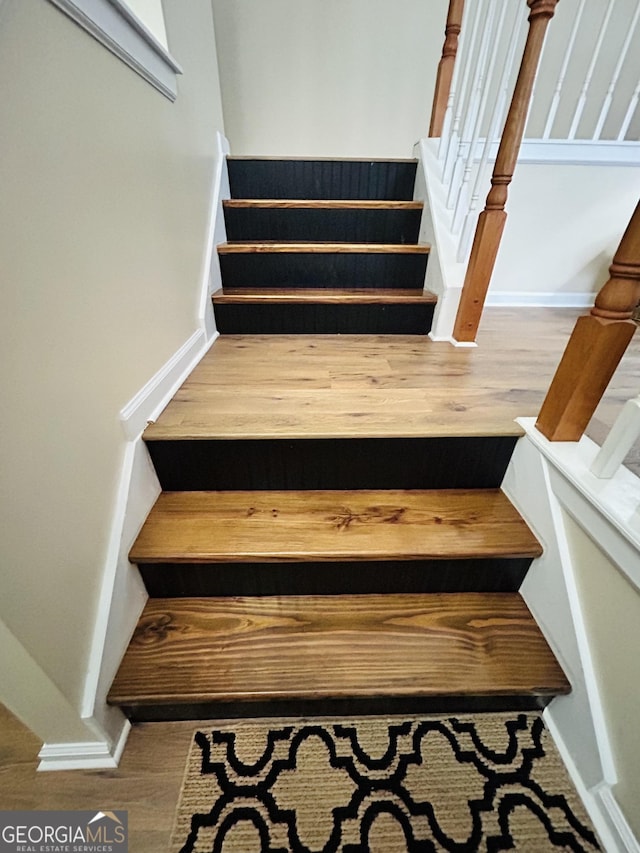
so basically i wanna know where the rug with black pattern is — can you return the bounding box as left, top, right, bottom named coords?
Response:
left=170, top=713, right=600, bottom=852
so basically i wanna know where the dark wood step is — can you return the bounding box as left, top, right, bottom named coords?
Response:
left=227, top=158, right=418, bottom=201
left=218, top=243, right=430, bottom=289
left=131, top=489, right=541, bottom=597
left=107, top=593, right=570, bottom=721
left=223, top=200, right=423, bottom=243
left=212, top=288, right=436, bottom=334
left=144, top=436, right=520, bottom=491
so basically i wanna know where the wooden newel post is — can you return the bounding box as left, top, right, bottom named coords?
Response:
left=429, top=0, right=465, bottom=138
left=453, top=0, right=559, bottom=343
left=536, top=201, right=640, bottom=442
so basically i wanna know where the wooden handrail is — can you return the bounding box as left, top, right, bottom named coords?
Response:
left=536, top=200, right=640, bottom=442
left=429, top=0, right=465, bottom=138
left=452, top=0, right=559, bottom=343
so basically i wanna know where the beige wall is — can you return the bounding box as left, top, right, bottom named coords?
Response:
left=211, top=0, right=449, bottom=158
left=563, top=513, right=640, bottom=838
left=490, top=163, right=640, bottom=296
left=0, top=0, right=224, bottom=724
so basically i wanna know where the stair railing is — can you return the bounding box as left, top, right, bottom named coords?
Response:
left=452, top=0, right=560, bottom=342
left=536, top=201, right=640, bottom=442
left=429, top=0, right=640, bottom=343
left=429, top=0, right=465, bottom=139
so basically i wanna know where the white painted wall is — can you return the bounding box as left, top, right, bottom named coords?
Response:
left=489, top=163, right=640, bottom=298
left=211, top=0, right=449, bottom=157
left=562, top=513, right=640, bottom=841
left=506, top=421, right=640, bottom=850
left=0, top=0, right=224, bottom=746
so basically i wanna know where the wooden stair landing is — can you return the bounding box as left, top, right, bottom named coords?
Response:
left=130, top=489, right=541, bottom=564
left=107, top=593, right=570, bottom=721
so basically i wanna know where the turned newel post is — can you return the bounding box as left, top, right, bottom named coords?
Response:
left=429, top=0, right=465, bottom=137
left=536, top=201, right=640, bottom=441
left=453, top=0, right=559, bottom=342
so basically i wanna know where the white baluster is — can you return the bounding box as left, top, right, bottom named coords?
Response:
left=568, top=0, right=615, bottom=139
left=542, top=0, right=586, bottom=139
left=442, top=0, right=485, bottom=191
left=458, top=5, right=525, bottom=262
left=593, top=1, right=640, bottom=139
left=452, top=0, right=506, bottom=235
left=438, top=1, right=472, bottom=161
left=447, top=0, right=498, bottom=211
left=618, top=74, right=640, bottom=141
left=591, top=395, right=640, bottom=479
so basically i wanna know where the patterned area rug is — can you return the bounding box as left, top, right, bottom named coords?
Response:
left=171, top=713, right=600, bottom=852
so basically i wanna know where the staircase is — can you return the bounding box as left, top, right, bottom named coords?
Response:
left=107, top=157, right=570, bottom=722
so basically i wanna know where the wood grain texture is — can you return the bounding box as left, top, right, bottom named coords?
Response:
left=107, top=593, right=570, bottom=706
left=213, top=288, right=436, bottom=304
left=217, top=242, right=431, bottom=254
left=145, top=311, right=597, bottom=440
left=223, top=200, right=423, bottom=210
left=129, top=489, right=541, bottom=564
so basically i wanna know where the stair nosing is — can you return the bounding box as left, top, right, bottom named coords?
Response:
left=217, top=241, right=431, bottom=255
left=212, top=288, right=437, bottom=304
left=223, top=199, right=423, bottom=210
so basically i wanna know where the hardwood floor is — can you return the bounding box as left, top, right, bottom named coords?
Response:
left=0, top=704, right=193, bottom=852
left=146, top=307, right=640, bottom=444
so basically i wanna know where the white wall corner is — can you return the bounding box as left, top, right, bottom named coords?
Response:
left=38, top=719, right=131, bottom=772
left=543, top=713, right=636, bottom=853
left=415, top=138, right=467, bottom=341
left=200, top=131, right=230, bottom=340
left=501, top=433, right=614, bottom=791
left=504, top=426, right=640, bottom=851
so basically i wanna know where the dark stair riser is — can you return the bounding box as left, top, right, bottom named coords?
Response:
left=119, top=694, right=556, bottom=723
left=213, top=301, right=434, bottom=335
left=224, top=207, right=422, bottom=244
left=228, top=159, right=418, bottom=201
left=145, top=436, right=519, bottom=491
left=219, top=251, right=429, bottom=289
left=138, top=558, right=534, bottom=598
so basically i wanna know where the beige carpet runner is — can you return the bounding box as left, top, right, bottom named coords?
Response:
left=171, top=713, right=600, bottom=852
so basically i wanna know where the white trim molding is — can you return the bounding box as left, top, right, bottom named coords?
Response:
left=119, top=329, right=208, bottom=441
left=46, top=0, right=182, bottom=100
left=38, top=721, right=130, bottom=772
left=485, top=291, right=596, bottom=308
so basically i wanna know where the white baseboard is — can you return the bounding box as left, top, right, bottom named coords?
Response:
left=119, top=329, right=209, bottom=441
left=38, top=719, right=131, bottom=772
left=199, top=131, right=230, bottom=339
left=485, top=291, right=595, bottom=308
left=544, top=711, right=638, bottom=853
left=598, top=785, right=640, bottom=853
left=74, top=139, right=230, bottom=770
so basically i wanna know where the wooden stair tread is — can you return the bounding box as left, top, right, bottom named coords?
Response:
left=107, top=593, right=570, bottom=706
left=212, top=288, right=437, bottom=304
left=223, top=199, right=423, bottom=210
left=217, top=241, right=431, bottom=255
left=130, top=489, right=541, bottom=564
